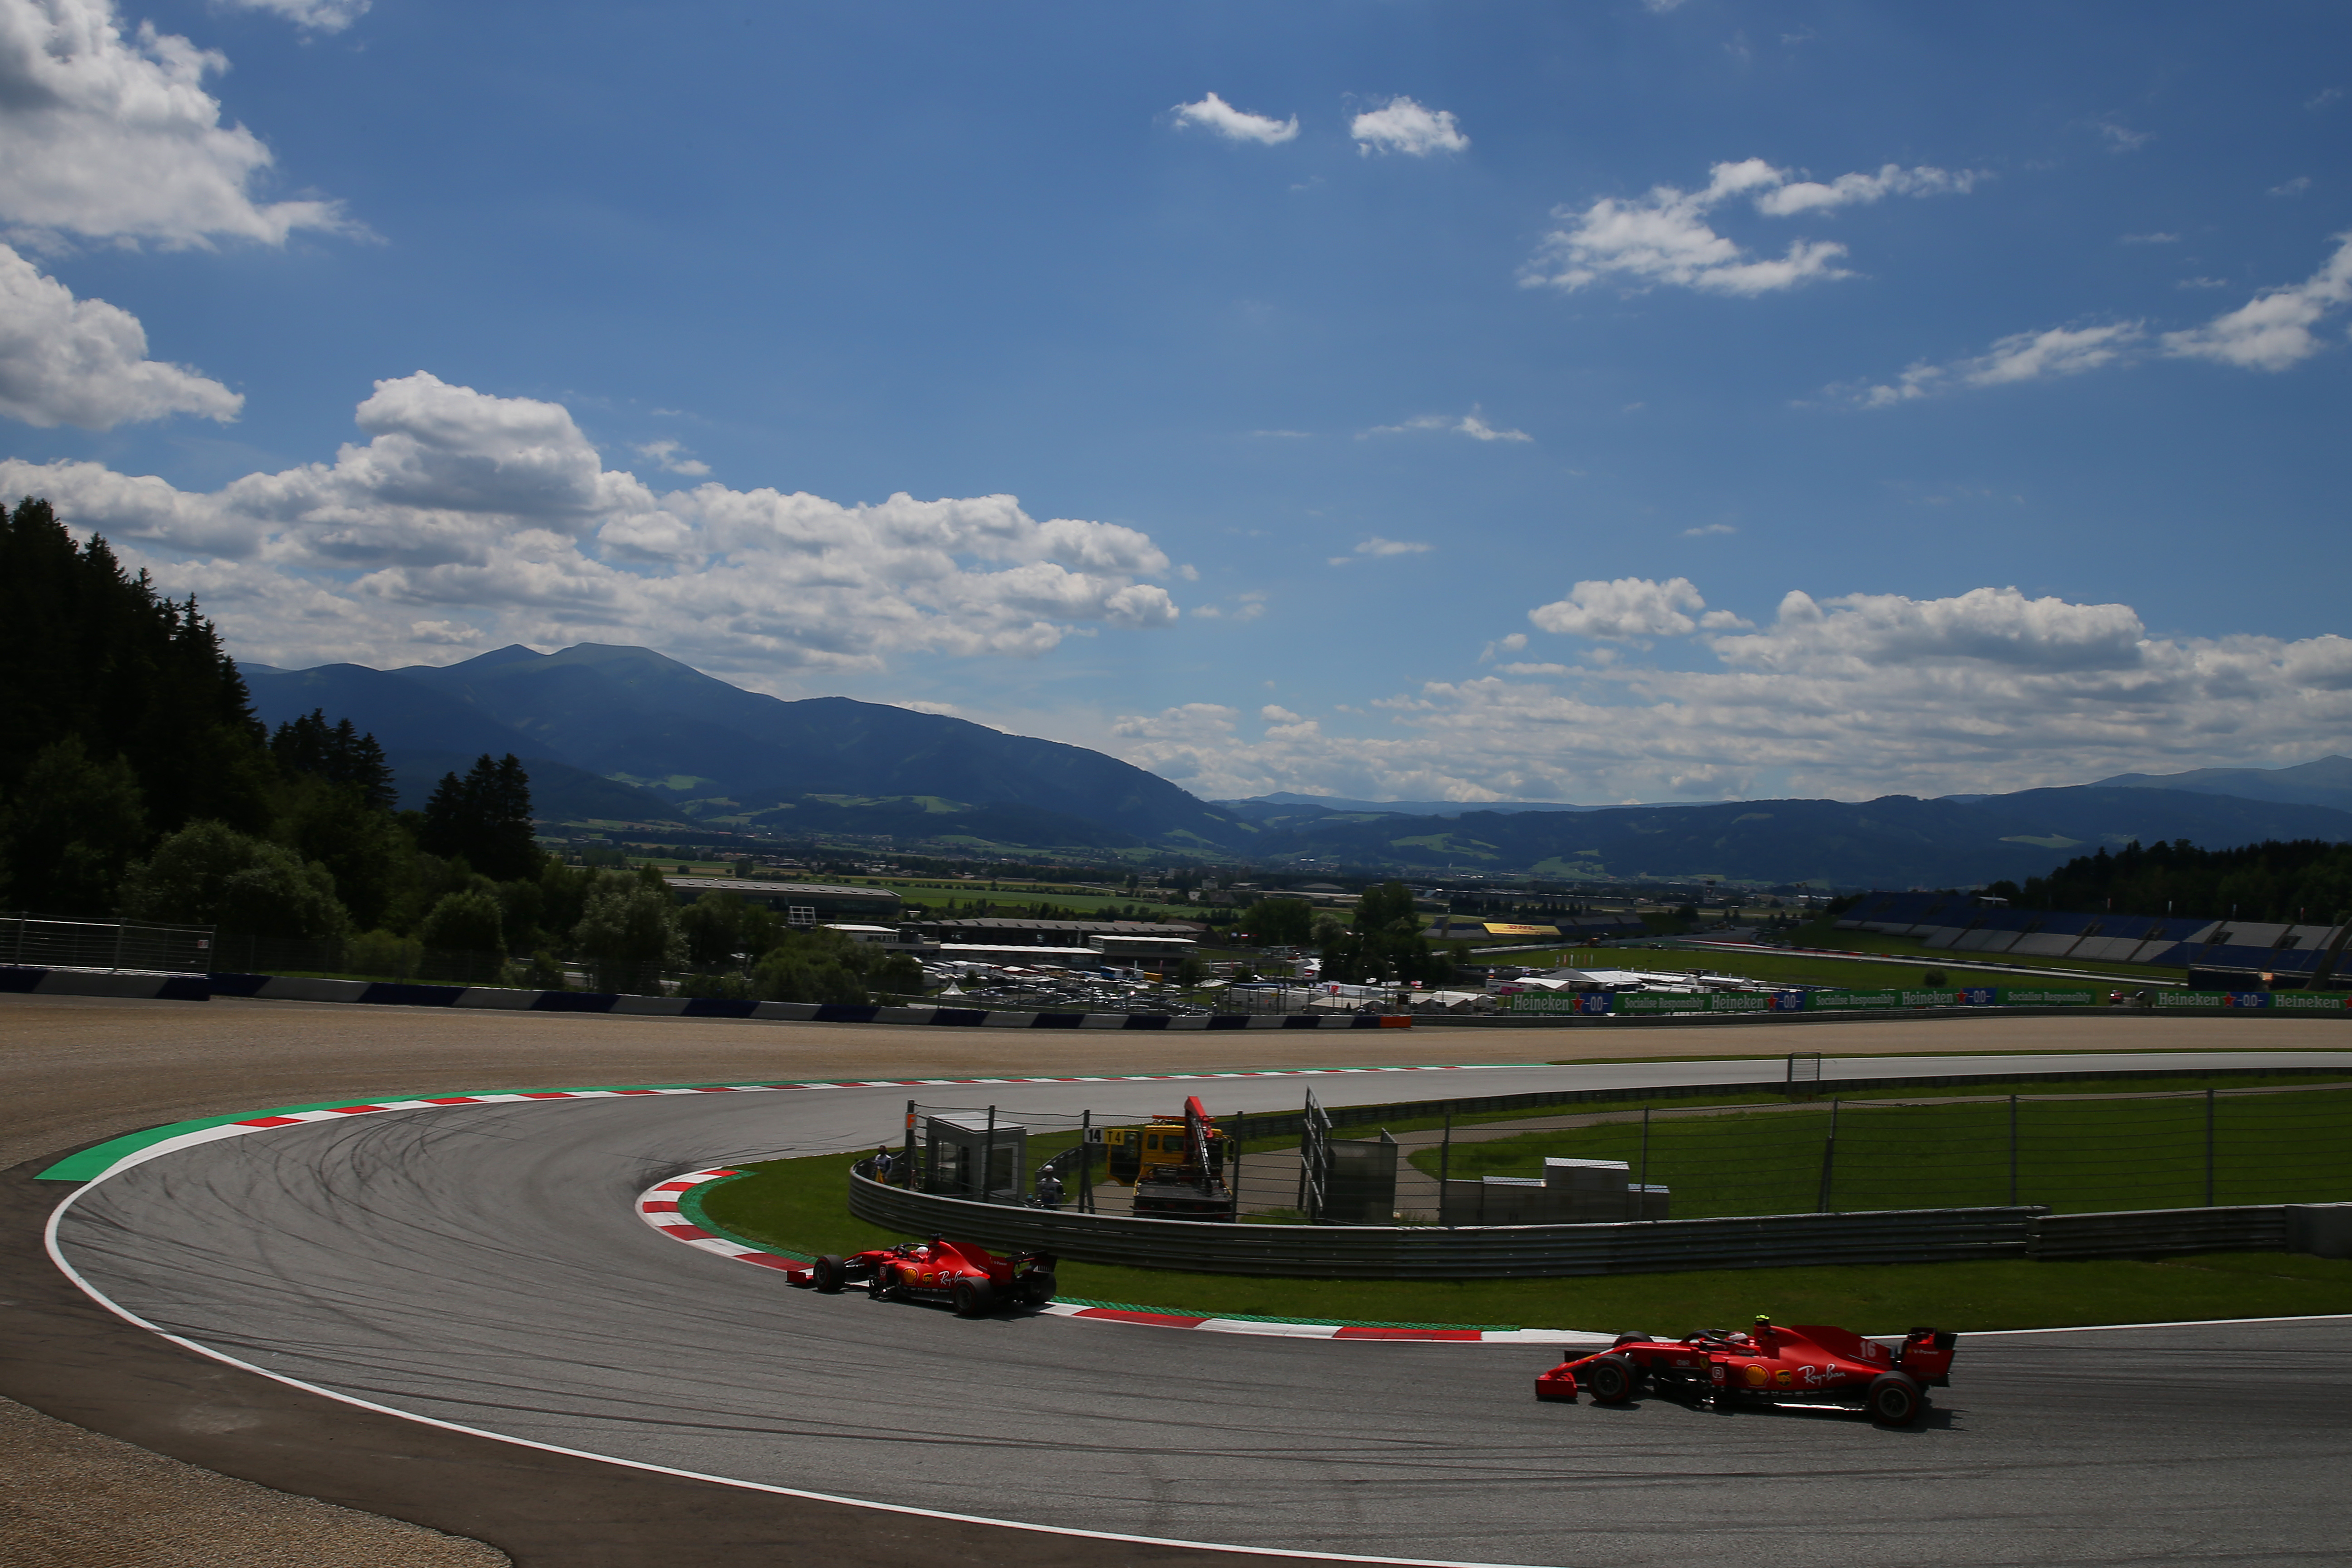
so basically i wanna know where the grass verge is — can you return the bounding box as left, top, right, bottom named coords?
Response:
left=693, top=1151, right=2352, bottom=1334
left=1411, top=1086, right=2352, bottom=1216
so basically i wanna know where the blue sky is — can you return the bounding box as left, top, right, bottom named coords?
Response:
left=4, top=0, right=2348, bottom=804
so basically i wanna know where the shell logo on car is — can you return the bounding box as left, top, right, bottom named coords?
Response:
left=1744, top=1364, right=1769, bottom=1386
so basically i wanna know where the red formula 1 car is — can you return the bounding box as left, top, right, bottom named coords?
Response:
left=788, top=1236, right=1058, bottom=1317
left=1537, top=1317, right=1957, bottom=1426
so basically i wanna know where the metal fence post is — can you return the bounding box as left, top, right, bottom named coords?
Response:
left=2205, top=1088, right=2216, bottom=1207
left=985, top=1104, right=997, bottom=1203
left=2008, top=1094, right=2019, bottom=1206
left=1079, top=1108, right=1093, bottom=1214
left=1639, top=1106, right=1651, bottom=1220
left=1816, top=1098, right=1839, bottom=1213
left=902, top=1100, right=916, bottom=1191
left=1437, top=1110, right=1453, bottom=1227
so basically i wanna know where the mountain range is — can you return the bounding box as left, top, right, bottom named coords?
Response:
left=243, top=643, right=1247, bottom=852
left=2093, top=755, right=2352, bottom=814
left=241, top=643, right=2352, bottom=885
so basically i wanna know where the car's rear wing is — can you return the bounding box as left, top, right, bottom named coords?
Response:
left=1897, top=1328, right=1958, bottom=1385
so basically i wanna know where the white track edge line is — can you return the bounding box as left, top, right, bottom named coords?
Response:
left=1957, top=1313, right=2352, bottom=1336
left=41, top=1180, right=1548, bottom=1568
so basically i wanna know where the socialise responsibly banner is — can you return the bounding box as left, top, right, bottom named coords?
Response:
left=1502, top=986, right=2339, bottom=1015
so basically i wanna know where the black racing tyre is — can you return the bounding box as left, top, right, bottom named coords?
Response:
left=1021, top=1269, right=1058, bottom=1307
left=1867, top=1372, right=1923, bottom=1426
left=952, top=1278, right=997, bottom=1318
left=812, top=1255, right=845, bottom=1294
left=1585, top=1355, right=1639, bottom=1404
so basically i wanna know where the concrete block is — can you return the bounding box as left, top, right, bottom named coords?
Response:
left=2287, top=1203, right=2352, bottom=1259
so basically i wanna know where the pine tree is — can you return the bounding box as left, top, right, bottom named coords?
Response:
left=270, top=708, right=397, bottom=811
left=420, top=753, right=542, bottom=882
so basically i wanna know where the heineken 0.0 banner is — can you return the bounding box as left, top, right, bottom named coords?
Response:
left=2272, top=991, right=2351, bottom=1011
left=1503, top=992, right=1610, bottom=1014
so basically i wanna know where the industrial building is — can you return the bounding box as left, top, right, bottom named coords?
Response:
left=662, top=876, right=902, bottom=926
left=905, top=916, right=1201, bottom=973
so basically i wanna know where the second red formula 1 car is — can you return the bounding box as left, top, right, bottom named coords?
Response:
left=789, top=1236, right=1057, bottom=1316
left=1537, top=1317, right=1956, bottom=1425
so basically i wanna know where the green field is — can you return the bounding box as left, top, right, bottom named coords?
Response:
left=693, top=1150, right=2352, bottom=1332
left=1411, top=1087, right=2352, bottom=1217
left=1229, top=1073, right=2352, bottom=1155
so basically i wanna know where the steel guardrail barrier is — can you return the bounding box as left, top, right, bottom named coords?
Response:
left=847, top=1169, right=2044, bottom=1277
left=2027, top=1205, right=2292, bottom=1260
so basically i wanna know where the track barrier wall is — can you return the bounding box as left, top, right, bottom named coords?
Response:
left=850, top=1173, right=2352, bottom=1277
left=847, top=1170, right=2044, bottom=1277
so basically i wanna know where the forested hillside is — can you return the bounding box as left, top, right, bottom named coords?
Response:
left=0, top=495, right=914, bottom=1004
left=1987, top=838, right=2352, bottom=924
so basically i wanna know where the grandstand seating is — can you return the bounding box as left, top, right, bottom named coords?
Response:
left=1833, top=893, right=2351, bottom=988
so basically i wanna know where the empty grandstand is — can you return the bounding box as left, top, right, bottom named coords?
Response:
left=1835, top=891, right=2352, bottom=990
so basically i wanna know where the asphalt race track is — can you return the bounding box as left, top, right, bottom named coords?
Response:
left=44, top=1049, right=2352, bottom=1567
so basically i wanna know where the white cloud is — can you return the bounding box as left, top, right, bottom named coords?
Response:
left=2, top=371, right=1181, bottom=673
left=1525, top=157, right=1978, bottom=296
left=2162, top=234, right=2352, bottom=371
left=1260, top=704, right=1303, bottom=723
left=1329, top=536, right=1431, bottom=566
left=1713, top=586, right=2144, bottom=672
left=2097, top=121, right=2152, bottom=152
left=216, top=0, right=368, bottom=31
left=1479, top=632, right=1528, bottom=662
left=1845, top=237, right=2352, bottom=398
left=1524, top=161, right=1840, bottom=296
left=1111, top=583, right=2352, bottom=805
left=2270, top=176, right=2313, bottom=198
left=1362, top=408, right=1531, bottom=442
left=2310, top=88, right=2345, bottom=111
left=1682, top=522, right=1736, bottom=537
left=2120, top=232, right=2180, bottom=245
left=1529, top=576, right=1710, bottom=639
left=1851, top=321, right=2146, bottom=405
left=1171, top=92, right=1298, bottom=146
left=1643, top=0, right=1688, bottom=12
left=1349, top=97, right=1468, bottom=158
left=0, top=241, right=238, bottom=427
left=0, top=0, right=348, bottom=247
left=1751, top=163, right=1980, bottom=216
left=635, top=438, right=710, bottom=476
left=1192, top=590, right=1266, bottom=622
